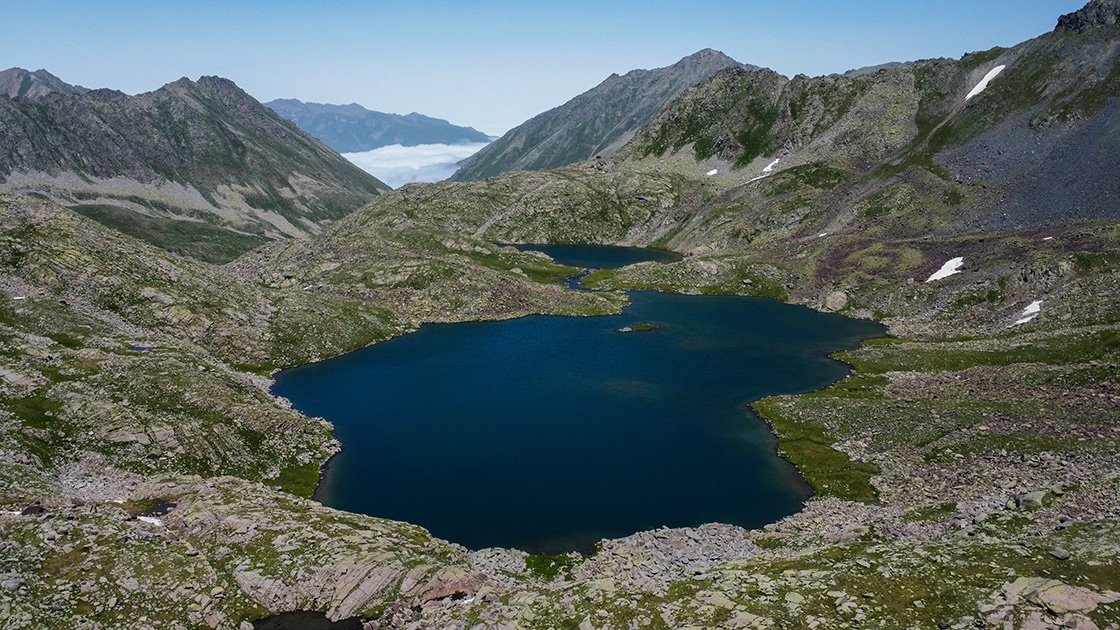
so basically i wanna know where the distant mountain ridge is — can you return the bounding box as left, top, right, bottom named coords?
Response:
left=0, top=72, right=388, bottom=262
left=0, top=67, right=89, bottom=99
left=450, top=49, right=749, bottom=181
left=266, top=99, right=492, bottom=153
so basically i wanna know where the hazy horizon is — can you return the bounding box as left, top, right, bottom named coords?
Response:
left=1, top=1, right=1085, bottom=135
left=343, top=141, right=490, bottom=188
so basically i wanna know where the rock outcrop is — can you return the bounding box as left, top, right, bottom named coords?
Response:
left=1057, top=0, right=1120, bottom=33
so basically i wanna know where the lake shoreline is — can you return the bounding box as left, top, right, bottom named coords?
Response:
left=276, top=244, right=884, bottom=552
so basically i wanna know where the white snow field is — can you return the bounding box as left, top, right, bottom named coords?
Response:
left=966, top=65, right=1007, bottom=100
left=1013, top=300, right=1043, bottom=326
left=925, top=257, right=965, bottom=282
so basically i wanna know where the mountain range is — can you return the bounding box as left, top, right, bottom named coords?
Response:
left=0, top=72, right=388, bottom=262
left=265, top=98, right=492, bottom=153
left=1, top=1, right=1119, bottom=628
left=450, top=48, right=747, bottom=180
left=0, top=67, right=89, bottom=99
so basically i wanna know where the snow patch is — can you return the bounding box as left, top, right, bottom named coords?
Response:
left=137, top=516, right=164, bottom=527
left=1042, top=236, right=1054, bottom=241
left=747, top=157, right=782, bottom=183
left=818, top=232, right=829, bottom=238
left=925, top=257, right=964, bottom=282
left=1012, top=300, right=1043, bottom=326
left=966, top=65, right=1006, bottom=100
left=705, top=169, right=718, bottom=176
left=12, top=296, right=26, bottom=300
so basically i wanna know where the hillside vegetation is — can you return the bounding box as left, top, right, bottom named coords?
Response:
left=1, top=2, right=1118, bottom=629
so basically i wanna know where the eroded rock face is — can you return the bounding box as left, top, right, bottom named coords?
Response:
left=1057, top=0, right=1120, bottom=33
left=1003, top=577, right=1120, bottom=615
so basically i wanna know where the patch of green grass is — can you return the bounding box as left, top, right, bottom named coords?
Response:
left=903, top=502, right=958, bottom=522
left=524, top=553, right=581, bottom=581
left=275, top=462, right=322, bottom=499
left=41, top=547, right=88, bottom=579
left=0, top=299, right=99, bottom=349
left=861, top=184, right=912, bottom=219
left=1072, top=250, right=1120, bottom=272
left=959, top=46, right=1008, bottom=71
left=843, top=243, right=926, bottom=276
left=842, top=329, right=1120, bottom=373
left=460, top=249, right=581, bottom=285
left=805, top=372, right=889, bottom=400
left=731, top=100, right=780, bottom=166
left=752, top=398, right=880, bottom=504
left=7, top=392, right=63, bottom=430
left=950, top=286, right=1005, bottom=310
left=116, top=498, right=170, bottom=517
left=583, top=259, right=789, bottom=300
left=932, top=432, right=1098, bottom=461
left=764, top=163, right=851, bottom=197
left=752, top=536, right=788, bottom=550
left=71, top=204, right=268, bottom=263
left=5, top=388, right=73, bottom=469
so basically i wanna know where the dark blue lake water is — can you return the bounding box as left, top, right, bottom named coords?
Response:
left=510, top=243, right=682, bottom=268
left=272, top=247, right=883, bottom=553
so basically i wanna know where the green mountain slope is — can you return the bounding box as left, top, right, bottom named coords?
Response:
left=450, top=49, right=747, bottom=181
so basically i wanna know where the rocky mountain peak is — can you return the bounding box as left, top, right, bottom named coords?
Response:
left=195, top=74, right=245, bottom=93
left=1057, top=0, right=1120, bottom=32
left=0, top=67, right=88, bottom=99
left=681, top=48, right=730, bottom=62
left=677, top=48, right=757, bottom=72
left=164, top=75, right=251, bottom=101
left=451, top=49, right=745, bottom=180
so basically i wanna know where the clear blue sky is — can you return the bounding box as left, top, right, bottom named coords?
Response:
left=2, top=0, right=1084, bottom=135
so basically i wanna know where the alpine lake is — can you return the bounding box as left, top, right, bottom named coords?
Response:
left=272, top=245, right=884, bottom=554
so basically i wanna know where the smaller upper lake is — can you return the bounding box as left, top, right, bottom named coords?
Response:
left=511, top=243, right=682, bottom=269
left=273, top=245, right=883, bottom=553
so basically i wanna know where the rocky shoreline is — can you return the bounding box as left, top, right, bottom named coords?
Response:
left=4, top=235, right=1115, bottom=629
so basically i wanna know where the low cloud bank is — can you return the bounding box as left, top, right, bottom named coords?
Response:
left=343, top=142, right=489, bottom=188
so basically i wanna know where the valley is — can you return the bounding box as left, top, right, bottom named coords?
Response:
left=0, top=1, right=1118, bottom=629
